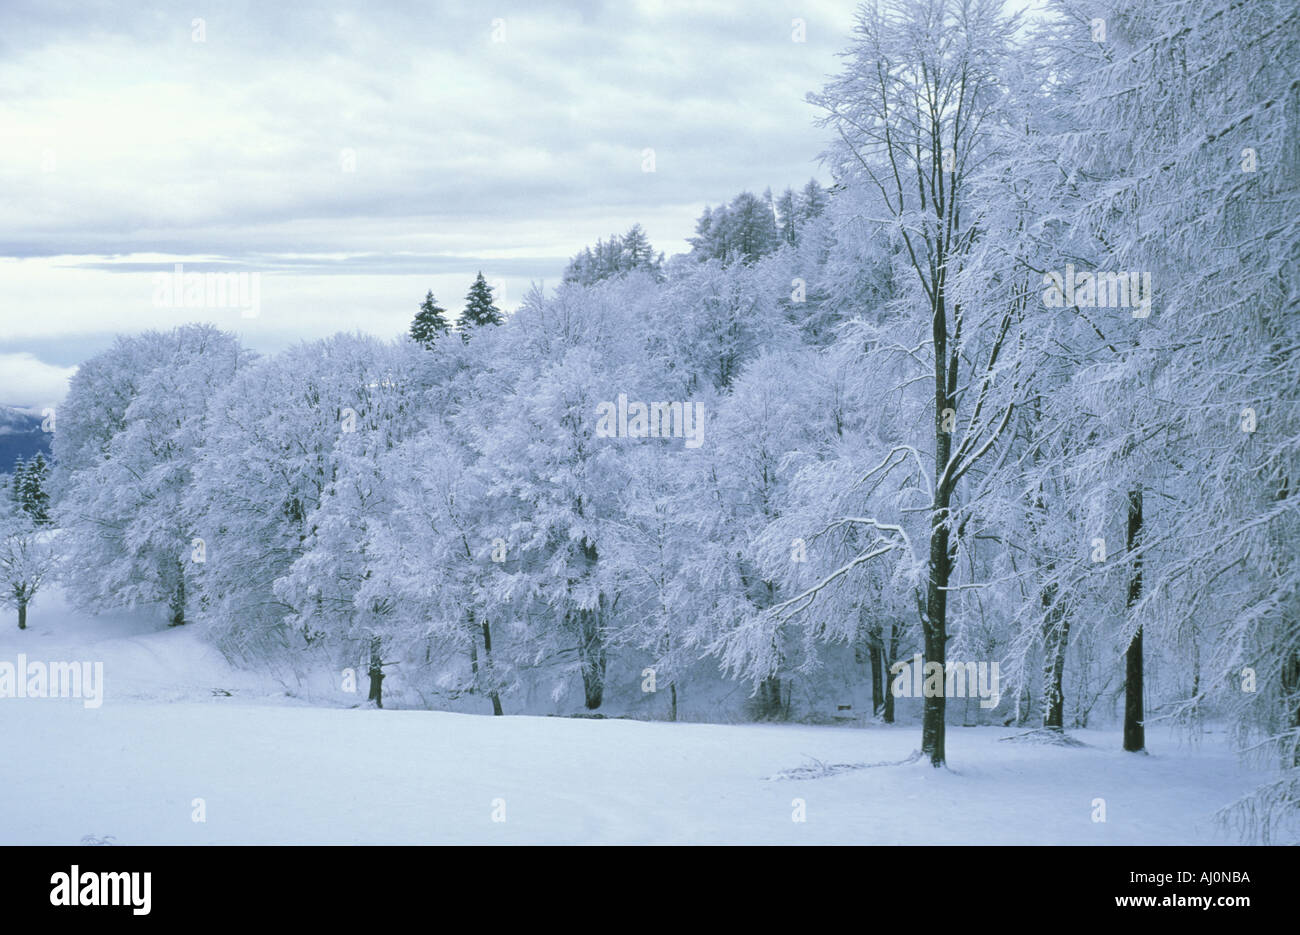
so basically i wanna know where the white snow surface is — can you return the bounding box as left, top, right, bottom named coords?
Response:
left=0, top=589, right=1261, bottom=845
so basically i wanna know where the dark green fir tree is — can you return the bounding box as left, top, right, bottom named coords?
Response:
left=410, top=291, right=451, bottom=349
left=460, top=272, right=503, bottom=338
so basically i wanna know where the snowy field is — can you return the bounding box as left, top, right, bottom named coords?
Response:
left=0, top=590, right=1261, bottom=845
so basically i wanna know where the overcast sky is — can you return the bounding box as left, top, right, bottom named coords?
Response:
left=0, top=0, right=853, bottom=411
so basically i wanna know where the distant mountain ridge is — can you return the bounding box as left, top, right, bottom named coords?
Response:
left=0, top=407, right=53, bottom=473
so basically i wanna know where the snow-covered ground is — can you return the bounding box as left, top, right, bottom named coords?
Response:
left=0, top=589, right=1262, bottom=845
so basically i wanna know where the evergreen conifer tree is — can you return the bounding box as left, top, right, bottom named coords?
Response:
left=9, top=457, right=25, bottom=513
left=20, top=453, right=50, bottom=526
left=410, top=291, right=451, bottom=349
left=460, top=272, right=503, bottom=337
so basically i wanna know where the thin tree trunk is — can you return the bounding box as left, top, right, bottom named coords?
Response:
left=869, top=639, right=884, bottom=718
left=481, top=618, right=503, bottom=716
left=17, top=598, right=27, bottom=630
left=168, top=566, right=186, bottom=627
left=922, top=495, right=951, bottom=765
left=576, top=605, right=606, bottom=709
left=756, top=676, right=784, bottom=719
left=1272, top=474, right=1298, bottom=766
left=1191, top=636, right=1200, bottom=702
left=882, top=624, right=897, bottom=724
left=1123, top=488, right=1145, bottom=752
left=1043, top=619, right=1070, bottom=731
left=1041, top=576, right=1069, bottom=731
left=1284, top=651, right=1300, bottom=768
left=574, top=541, right=606, bottom=710
left=1016, top=671, right=1035, bottom=726
left=367, top=635, right=384, bottom=709
left=750, top=581, right=786, bottom=721
left=669, top=681, right=677, bottom=722
left=467, top=609, right=503, bottom=716
left=923, top=281, right=954, bottom=766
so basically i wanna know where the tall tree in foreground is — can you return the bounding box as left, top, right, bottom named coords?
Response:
left=803, top=0, right=1023, bottom=766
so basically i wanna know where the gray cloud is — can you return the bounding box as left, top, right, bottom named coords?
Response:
left=0, top=0, right=851, bottom=405
left=1, top=0, right=844, bottom=256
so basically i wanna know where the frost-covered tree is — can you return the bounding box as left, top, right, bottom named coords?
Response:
left=468, top=276, right=672, bottom=709
left=619, top=223, right=655, bottom=271
left=0, top=491, right=58, bottom=629
left=476, top=345, right=626, bottom=709
left=603, top=449, right=706, bottom=720
left=787, top=0, right=1027, bottom=765
left=798, top=178, right=829, bottom=225
left=187, top=334, right=412, bottom=656
left=689, top=190, right=782, bottom=264
left=272, top=337, right=435, bottom=707
left=362, top=421, right=508, bottom=714
left=702, top=349, right=862, bottom=717
left=563, top=225, right=663, bottom=285
left=657, top=257, right=797, bottom=392
left=54, top=325, right=249, bottom=626
left=1043, top=0, right=1300, bottom=835
left=775, top=188, right=799, bottom=246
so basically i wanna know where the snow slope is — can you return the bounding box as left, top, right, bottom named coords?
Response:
left=0, top=589, right=1263, bottom=845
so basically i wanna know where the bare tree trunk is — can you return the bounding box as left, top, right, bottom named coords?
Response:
left=17, top=598, right=26, bottom=630
left=1043, top=622, right=1070, bottom=731
left=1273, top=476, right=1298, bottom=767
left=468, top=616, right=480, bottom=677
left=465, top=609, right=503, bottom=715
left=1191, top=636, right=1200, bottom=702
left=367, top=635, right=384, bottom=709
left=168, top=564, right=186, bottom=627
left=882, top=624, right=898, bottom=724
left=1016, top=678, right=1034, bottom=727
left=755, top=676, right=785, bottom=720
left=669, top=682, right=677, bottom=722
left=869, top=639, right=884, bottom=717
left=1041, top=577, right=1069, bottom=731
left=481, top=618, right=503, bottom=716
left=922, top=278, right=956, bottom=766
left=1284, top=651, right=1300, bottom=768
left=1123, top=488, right=1145, bottom=752
left=576, top=605, right=606, bottom=709
left=573, top=539, right=606, bottom=710
left=922, top=494, right=951, bottom=765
